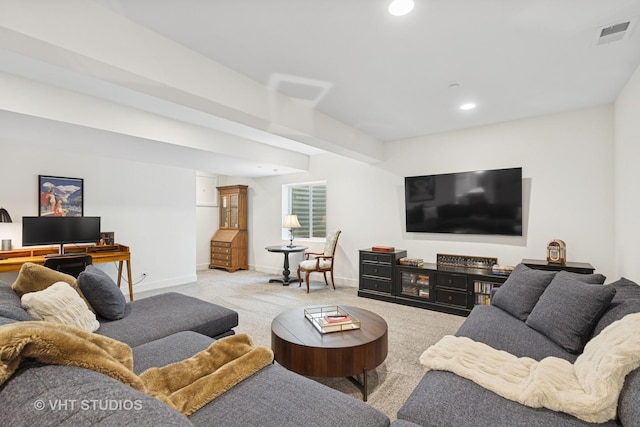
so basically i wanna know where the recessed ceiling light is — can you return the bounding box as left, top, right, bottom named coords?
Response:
left=459, top=103, right=476, bottom=111
left=389, top=0, right=414, bottom=16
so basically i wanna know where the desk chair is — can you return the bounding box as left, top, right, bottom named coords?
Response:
left=44, top=254, right=93, bottom=278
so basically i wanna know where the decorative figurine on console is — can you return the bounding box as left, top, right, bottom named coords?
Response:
left=546, top=239, right=566, bottom=264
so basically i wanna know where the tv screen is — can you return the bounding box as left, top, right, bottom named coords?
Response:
left=405, top=168, right=522, bottom=236
left=22, top=216, right=101, bottom=247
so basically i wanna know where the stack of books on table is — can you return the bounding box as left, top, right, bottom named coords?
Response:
left=399, top=257, right=424, bottom=267
left=492, top=264, right=515, bottom=275
left=304, top=306, right=361, bottom=334
left=318, top=314, right=352, bottom=327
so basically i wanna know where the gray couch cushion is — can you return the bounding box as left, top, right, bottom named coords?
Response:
left=491, top=264, right=557, bottom=321
left=77, top=265, right=126, bottom=320
left=0, top=364, right=192, bottom=427
left=97, top=292, right=238, bottom=347
left=457, top=305, right=577, bottom=362
left=188, top=363, right=390, bottom=427
left=592, top=277, right=640, bottom=338
left=526, top=274, right=616, bottom=354
left=132, top=331, right=215, bottom=374
left=390, top=421, right=422, bottom=427
left=133, top=332, right=388, bottom=426
left=0, top=280, right=32, bottom=321
left=0, top=315, right=17, bottom=326
left=397, top=370, right=620, bottom=427
left=619, top=369, right=640, bottom=426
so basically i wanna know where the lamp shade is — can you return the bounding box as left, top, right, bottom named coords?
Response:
left=0, top=208, right=12, bottom=223
left=282, top=214, right=301, bottom=228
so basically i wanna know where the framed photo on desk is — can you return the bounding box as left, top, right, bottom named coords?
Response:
left=100, top=232, right=115, bottom=245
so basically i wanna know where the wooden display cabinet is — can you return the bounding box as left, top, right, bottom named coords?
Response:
left=210, top=185, right=248, bottom=272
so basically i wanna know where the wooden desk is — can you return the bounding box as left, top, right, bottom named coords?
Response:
left=0, top=244, right=134, bottom=301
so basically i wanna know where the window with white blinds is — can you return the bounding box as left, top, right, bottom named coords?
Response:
left=283, top=182, right=326, bottom=240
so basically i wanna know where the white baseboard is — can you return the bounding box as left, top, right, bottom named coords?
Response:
left=132, top=273, right=198, bottom=295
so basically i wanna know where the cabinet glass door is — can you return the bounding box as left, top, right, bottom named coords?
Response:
left=230, top=194, right=239, bottom=228
left=220, top=195, right=228, bottom=227
left=400, top=271, right=431, bottom=299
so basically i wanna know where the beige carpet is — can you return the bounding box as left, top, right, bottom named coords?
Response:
left=136, top=269, right=465, bottom=421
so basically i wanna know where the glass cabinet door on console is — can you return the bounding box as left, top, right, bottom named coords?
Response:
left=397, top=267, right=433, bottom=302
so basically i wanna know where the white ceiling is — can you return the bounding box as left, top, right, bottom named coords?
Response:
left=2, top=0, right=640, bottom=176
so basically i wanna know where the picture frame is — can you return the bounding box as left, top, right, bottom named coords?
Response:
left=100, top=232, right=115, bottom=245
left=38, top=175, right=84, bottom=217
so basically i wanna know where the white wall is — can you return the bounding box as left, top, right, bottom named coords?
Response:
left=195, top=173, right=219, bottom=270
left=0, top=140, right=197, bottom=293
left=249, top=105, right=618, bottom=282
left=614, top=63, right=640, bottom=279
left=1, top=98, right=630, bottom=292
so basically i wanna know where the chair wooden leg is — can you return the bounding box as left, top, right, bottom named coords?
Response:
left=323, top=272, right=329, bottom=287
left=297, top=267, right=302, bottom=288
left=330, top=270, right=336, bottom=290
left=305, top=272, right=311, bottom=293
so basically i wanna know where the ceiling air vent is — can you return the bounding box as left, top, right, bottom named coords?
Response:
left=595, top=20, right=634, bottom=46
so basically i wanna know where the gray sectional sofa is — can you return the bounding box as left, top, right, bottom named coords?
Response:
left=395, top=265, right=640, bottom=427
left=0, top=276, right=389, bottom=427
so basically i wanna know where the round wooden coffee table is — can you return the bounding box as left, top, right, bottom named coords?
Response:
left=271, top=305, right=388, bottom=401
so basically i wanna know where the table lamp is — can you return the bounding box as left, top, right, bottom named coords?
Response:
left=282, top=214, right=301, bottom=247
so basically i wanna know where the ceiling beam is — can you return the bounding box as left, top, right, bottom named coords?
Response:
left=0, top=0, right=384, bottom=164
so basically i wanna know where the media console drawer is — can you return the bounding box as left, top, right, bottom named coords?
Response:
left=361, top=263, right=393, bottom=278
left=361, top=277, right=392, bottom=294
left=435, top=288, right=469, bottom=308
left=436, top=272, right=468, bottom=290
left=361, top=252, right=394, bottom=264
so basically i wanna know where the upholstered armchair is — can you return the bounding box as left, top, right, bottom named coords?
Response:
left=297, top=230, right=341, bottom=293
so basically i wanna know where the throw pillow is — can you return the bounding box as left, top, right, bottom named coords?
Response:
left=12, top=262, right=76, bottom=296
left=11, top=262, right=94, bottom=312
left=21, top=281, right=100, bottom=332
left=491, top=264, right=557, bottom=321
left=556, top=270, right=606, bottom=285
left=526, top=273, right=616, bottom=354
left=78, top=265, right=126, bottom=320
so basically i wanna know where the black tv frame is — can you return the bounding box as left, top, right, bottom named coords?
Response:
left=22, top=216, right=101, bottom=255
left=404, top=167, right=523, bottom=236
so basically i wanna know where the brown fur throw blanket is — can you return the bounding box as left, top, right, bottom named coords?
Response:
left=0, top=321, right=273, bottom=416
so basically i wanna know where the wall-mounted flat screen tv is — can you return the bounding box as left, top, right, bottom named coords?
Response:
left=22, top=216, right=101, bottom=253
left=405, top=167, right=522, bottom=236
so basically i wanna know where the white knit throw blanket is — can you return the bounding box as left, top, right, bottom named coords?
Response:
left=420, top=312, right=640, bottom=423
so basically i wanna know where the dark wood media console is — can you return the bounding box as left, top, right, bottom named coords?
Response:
left=358, top=248, right=595, bottom=316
